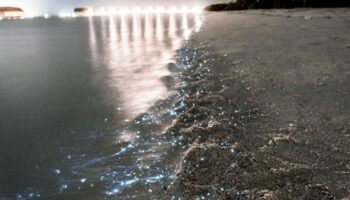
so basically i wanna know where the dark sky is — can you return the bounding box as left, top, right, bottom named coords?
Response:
left=0, top=0, right=226, bottom=14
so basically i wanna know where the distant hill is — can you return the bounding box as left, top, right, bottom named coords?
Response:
left=205, top=0, right=350, bottom=11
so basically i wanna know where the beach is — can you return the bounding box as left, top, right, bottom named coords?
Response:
left=0, top=8, right=349, bottom=200
left=167, top=8, right=350, bottom=199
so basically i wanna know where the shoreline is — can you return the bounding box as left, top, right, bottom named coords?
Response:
left=163, top=8, right=350, bottom=199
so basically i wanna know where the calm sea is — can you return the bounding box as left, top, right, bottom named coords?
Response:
left=0, top=14, right=201, bottom=199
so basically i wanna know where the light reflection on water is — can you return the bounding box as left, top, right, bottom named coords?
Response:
left=0, top=13, right=201, bottom=199
left=65, top=14, right=201, bottom=199
left=89, top=14, right=200, bottom=121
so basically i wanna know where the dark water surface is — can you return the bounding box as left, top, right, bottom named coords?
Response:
left=0, top=14, right=201, bottom=199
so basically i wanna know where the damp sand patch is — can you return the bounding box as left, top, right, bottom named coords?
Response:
left=158, top=44, right=346, bottom=199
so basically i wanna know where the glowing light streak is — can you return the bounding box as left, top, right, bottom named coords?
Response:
left=105, top=175, right=166, bottom=196
left=82, top=144, right=136, bottom=167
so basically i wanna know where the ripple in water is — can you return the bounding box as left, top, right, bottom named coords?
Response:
left=0, top=13, right=202, bottom=199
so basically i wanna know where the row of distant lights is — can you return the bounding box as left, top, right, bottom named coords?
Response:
left=59, top=6, right=203, bottom=18
left=0, top=6, right=202, bottom=20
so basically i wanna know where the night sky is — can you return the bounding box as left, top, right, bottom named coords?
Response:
left=0, top=0, right=226, bottom=14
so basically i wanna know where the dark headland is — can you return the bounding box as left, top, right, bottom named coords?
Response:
left=205, top=0, right=350, bottom=11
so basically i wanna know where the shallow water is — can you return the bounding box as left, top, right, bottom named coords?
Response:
left=0, top=14, right=201, bottom=199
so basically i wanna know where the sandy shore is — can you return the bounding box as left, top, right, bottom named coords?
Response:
left=164, top=8, right=350, bottom=199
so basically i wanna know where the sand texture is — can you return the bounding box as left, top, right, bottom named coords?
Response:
left=162, top=8, right=350, bottom=199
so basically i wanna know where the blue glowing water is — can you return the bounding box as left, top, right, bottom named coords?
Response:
left=0, top=14, right=201, bottom=199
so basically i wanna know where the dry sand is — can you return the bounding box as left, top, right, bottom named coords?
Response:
left=164, top=8, right=350, bottom=199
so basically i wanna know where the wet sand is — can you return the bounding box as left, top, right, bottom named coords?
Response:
left=164, top=8, right=350, bottom=199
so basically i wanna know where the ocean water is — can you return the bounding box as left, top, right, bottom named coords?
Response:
left=0, top=14, right=201, bottom=199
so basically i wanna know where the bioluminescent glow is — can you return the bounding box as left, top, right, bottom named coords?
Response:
left=54, top=14, right=203, bottom=197
left=0, top=10, right=203, bottom=199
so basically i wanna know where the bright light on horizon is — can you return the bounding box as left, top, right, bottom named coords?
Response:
left=58, top=12, right=75, bottom=18
left=58, top=6, right=203, bottom=18
left=9, top=6, right=204, bottom=19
